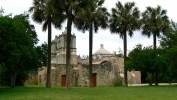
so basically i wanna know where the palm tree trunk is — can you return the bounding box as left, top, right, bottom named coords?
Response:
left=153, top=32, right=158, bottom=86
left=123, top=31, right=128, bottom=87
left=66, top=10, right=72, bottom=90
left=89, top=23, right=93, bottom=88
left=153, top=32, right=157, bottom=49
left=10, top=70, right=16, bottom=88
left=46, top=15, right=52, bottom=88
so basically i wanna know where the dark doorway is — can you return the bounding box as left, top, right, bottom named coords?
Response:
left=92, top=73, right=97, bottom=87
left=61, top=75, right=66, bottom=87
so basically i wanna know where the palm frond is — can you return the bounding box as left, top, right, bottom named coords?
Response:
left=74, top=0, right=109, bottom=33
left=142, top=5, right=169, bottom=38
left=109, top=1, right=140, bottom=38
left=42, top=19, right=48, bottom=32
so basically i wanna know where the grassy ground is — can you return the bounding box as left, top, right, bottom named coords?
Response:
left=0, top=85, right=177, bottom=100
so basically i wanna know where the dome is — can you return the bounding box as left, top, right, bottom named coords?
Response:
left=93, top=44, right=112, bottom=55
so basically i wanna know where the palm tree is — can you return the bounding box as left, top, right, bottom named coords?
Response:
left=74, top=0, right=109, bottom=88
left=142, top=5, right=169, bottom=49
left=141, top=5, right=169, bottom=86
left=29, top=0, right=65, bottom=88
left=51, top=0, right=93, bottom=89
left=109, top=1, right=141, bottom=87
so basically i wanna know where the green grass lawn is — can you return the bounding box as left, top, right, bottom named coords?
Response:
left=0, top=86, right=177, bottom=100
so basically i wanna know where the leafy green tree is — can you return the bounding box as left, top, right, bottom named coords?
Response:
left=109, top=1, right=141, bottom=86
left=126, top=45, right=167, bottom=85
left=0, top=66, right=29, bottom=86
left=163, top=47, right=177, bottom=83
left=29, top=0, right=65, bottom=88
left=0, top=42, right=47, bottom=86
left=160, top=20, right=177, bottom=48
left=36, top=42, right=48, bottom=67
left=159, top=20, right=177, bottom=82
left=0, top=64, right=7, bottom=85
left=13, top=13, right=39, bottom=44
left=0, top=14, right=39, bottom=88
left=74, top=0, right=109, bottom=88
left=159, top=21, right=177, bottom=83
left=141, top=5, right=169, bottom=85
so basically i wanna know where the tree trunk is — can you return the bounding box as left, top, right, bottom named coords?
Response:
left=89, top=23, right=93, bottom=88
left=10, top=70, right=17, bottom=88
left=149, top=72, right=154, bottom=86
left=155, top=70, right=158, bottom=86
left=153, top=32, right=157, bottom=49
left=153, top=32, right=158, bottom=86
left=66, top=10, right=72, bottom=90
left=123, top=32, right=128, bottom=87
left=46, top=15, right=52, bottom=88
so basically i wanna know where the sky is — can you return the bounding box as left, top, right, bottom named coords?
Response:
left=1, top=0, right=177, bottom=56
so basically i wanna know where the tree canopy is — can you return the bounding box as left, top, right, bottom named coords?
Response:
left=141, top=5, right=169, bottom=49
left=0, top=13, right=46, bottom=88
left=126, top=43, right=177, bottom=85
left=160, top=20, right=177, bottom=48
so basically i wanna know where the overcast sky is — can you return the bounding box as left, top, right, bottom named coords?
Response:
left=1, top=0, right=177, bottom=56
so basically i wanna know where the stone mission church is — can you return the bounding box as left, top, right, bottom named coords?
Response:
left=37, top=27, right=141, bottom=87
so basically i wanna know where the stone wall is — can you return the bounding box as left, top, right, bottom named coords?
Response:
left=51, top=67, right=57, bottom=86
left=55, top=65, right=66, bottom=86
left=49, top=61, right=120, bottom=87
left=38, top=56, right=141, bottom=87
left=128, top=71, right=141, bottom=84
left=78, top=61, right=119, bottom=87
left=25, top=71, right=38, bottom=85
left=38, top=67, right=47, bottom=86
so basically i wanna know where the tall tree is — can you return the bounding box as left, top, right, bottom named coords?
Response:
left=29, top=0, right=65, bottom=88
left=141, top=5, right=169, bottom=85
left=142, top=5, right=169, bottom=49
left=126, top=45, right=167, bottom=85
left=0, top=14, right=39, bottom=88
left=164, top=47, right=177, bottom=83
left=74, top=0, right=109, bottom=88
left=51, top=0, right=93, bottom=89
left=51, top=0, right=75, bottom=90
left=109, top=1, right=141, bottom=86
left=13, top=13, right=39, bottom=44
left=160, top=20, right=177, bottom=48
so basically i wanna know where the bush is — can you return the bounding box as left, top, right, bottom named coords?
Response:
left=113, top=78, right=123, bottom=86
left=0, top=66, right=29, bottom=86
left=0, top=65, right=8, bottom=86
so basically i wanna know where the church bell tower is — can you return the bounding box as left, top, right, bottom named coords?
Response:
left=51, top=27, right=77, bottom=65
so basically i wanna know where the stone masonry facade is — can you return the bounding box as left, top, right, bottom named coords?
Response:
left=37, top=28, right=141, bottom=87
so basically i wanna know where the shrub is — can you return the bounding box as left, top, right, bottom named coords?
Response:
left=113, top=78, right=123, bottom=86
left=0, top=65, right=29, bottom=86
